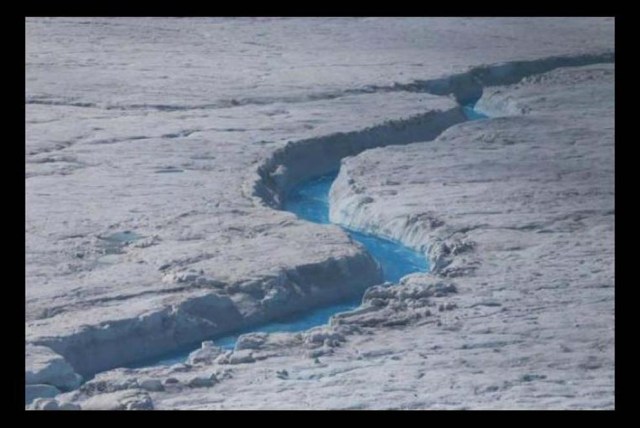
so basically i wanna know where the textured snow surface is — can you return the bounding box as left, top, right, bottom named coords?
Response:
left=25, top=17, right=614, bottom=409
left=327, top=64, right=614, bottom=409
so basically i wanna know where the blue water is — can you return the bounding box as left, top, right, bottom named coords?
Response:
left=284, top=174, right=335, bottom=224
left=141, top=301, right=360, bottom=367
left=283, top=172, right=428, bottom=284
left=462, top=102, right=489, bottom=121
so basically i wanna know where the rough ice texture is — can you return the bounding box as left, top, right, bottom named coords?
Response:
left=25, top=345, right=82, bottom=389
left=25, top=344, right=83, bottom=404
left=26, top=17, right=614, bottom=409
left=328, top=64, right=614, bottom=408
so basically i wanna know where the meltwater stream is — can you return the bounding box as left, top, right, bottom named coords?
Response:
left=139, top=171, right=429, bottom=367
left=132, top=102, right=486, bottom=367
left=284, top=172, right=429, bottom=283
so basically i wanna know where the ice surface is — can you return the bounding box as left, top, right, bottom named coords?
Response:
left=25, top=18, right=614, bottom=409
left=327, top=64, right=614, bottom=409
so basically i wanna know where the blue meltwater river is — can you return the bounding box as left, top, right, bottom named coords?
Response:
left=138, top=170, right=429, bottom=366
left=284, top=172, right=429, bottom=283
left=131, top=101, right=487, bottom=367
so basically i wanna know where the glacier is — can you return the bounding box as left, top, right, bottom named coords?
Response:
left=25, top=17, right=614, bottom=410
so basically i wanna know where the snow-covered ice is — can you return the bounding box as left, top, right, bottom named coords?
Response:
left=25, top=17, right=614, bottom=409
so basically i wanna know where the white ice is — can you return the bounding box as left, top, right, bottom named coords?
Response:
left=25, top=17, right=614, bottom=410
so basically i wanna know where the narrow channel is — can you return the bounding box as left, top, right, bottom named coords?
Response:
left=131, top=102, right=487, bottom=368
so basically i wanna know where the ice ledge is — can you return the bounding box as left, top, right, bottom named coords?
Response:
left=26, top=248, right=381, bottom=379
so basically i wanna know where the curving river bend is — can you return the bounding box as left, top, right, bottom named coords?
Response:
left=129, top=102, right=486, bottom=368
